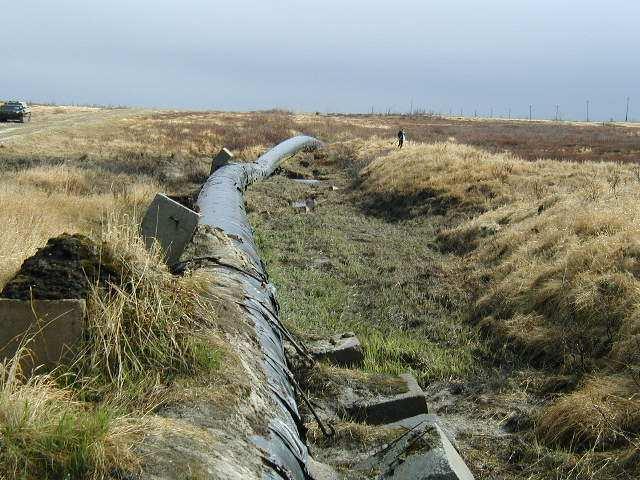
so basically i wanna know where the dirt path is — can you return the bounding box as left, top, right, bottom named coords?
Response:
left=0, top=106, right=144, bottom=143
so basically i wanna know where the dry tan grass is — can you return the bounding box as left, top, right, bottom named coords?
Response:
left=0, top=109, right=275, bottom=477
left=0, top=165, right=157, bottom=287
left=72, top=215, right=224, bottom=404
left=0, top=349, right=140, bottom=479
left=536, top=375, right=640, bottom=450
left=4, top=107, right=638, bottom=476
left=0, top=209, right=229, bottom=477
left=361, top=140, right=640, bottom=462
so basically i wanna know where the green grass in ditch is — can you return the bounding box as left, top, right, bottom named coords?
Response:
left=248, top=173, right=482, bottom=383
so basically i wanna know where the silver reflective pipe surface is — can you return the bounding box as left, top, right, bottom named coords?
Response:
left=196, top=136, right=322, bottom=479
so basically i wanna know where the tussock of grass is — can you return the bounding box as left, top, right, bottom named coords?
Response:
left=0, top=216, right=227, bottom=477
left=68, top=215, right=222, bottom=404
left=536, top=376, right=640, bottom=451
left=0, top=351, right=139, bottom=479
left=362, top=141, right=518, bottom=211
left=0, top=210, right=225, bottom=476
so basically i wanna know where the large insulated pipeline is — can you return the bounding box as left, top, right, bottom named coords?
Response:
left=195, top=136, right=323, bottom=479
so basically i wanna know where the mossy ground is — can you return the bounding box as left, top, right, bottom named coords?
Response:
left=248, top=153, right=481, bottom=385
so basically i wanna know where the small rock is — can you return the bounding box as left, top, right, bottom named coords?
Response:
left=449, top=382, right=464, bottom=395
left=311, top=257, right=333, bottom=271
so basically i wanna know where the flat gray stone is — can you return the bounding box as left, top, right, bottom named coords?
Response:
left=309, top=333, right=364, bottom=366
left=343, top=373, right=428, bottom=425
left=141, top=193, right=200, bottom=265
left=210, top=147, right=233, bottom=175
left=0, top=299, right=86, bottom=370
left=292, top=179, right=322, bottom=186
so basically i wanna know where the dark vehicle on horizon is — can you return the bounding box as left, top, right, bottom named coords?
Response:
left=0, top=101, right=31, bottom=123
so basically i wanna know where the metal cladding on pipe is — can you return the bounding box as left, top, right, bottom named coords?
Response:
left=198, top=135, right=322, bottom=272
left=195, top=135, right=322, bottom=479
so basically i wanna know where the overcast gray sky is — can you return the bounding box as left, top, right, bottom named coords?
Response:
left=2, top=1, right=638, bottom=120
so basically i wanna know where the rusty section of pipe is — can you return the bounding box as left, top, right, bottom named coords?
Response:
left=195, top=136, right=322, bottom=479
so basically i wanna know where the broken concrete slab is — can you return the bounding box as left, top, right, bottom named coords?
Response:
left=292, top=197, right=316, bottom=213
left=0, top=299, right=86, bottom=370
left=140, top=193, right=200, bottom=265
left=292, top=178, right=322, bottom=186
left=343, top=373, right=428, bottom=425
left=384, top=414, right=458, bottom=452
left=309, top=333, right=364, bottom=367
left=358, top=414, right=475, bottom=480
left=210, top=147, right=233, bottom=175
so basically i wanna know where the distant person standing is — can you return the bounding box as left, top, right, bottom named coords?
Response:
left=397, top=129, right=406, bottom=148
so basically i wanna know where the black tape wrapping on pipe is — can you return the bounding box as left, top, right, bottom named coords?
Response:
left=196, top=136, right=322, bottom=479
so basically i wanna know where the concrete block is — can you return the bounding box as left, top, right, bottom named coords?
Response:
left=0, top=299, right=86, bottom=370
left=384, top=416, right=474, bottom=480
left=210, top=147, right=233, bottom=175
left=141, top=193, right=200, bottom=265
left=359, top=414, right=475, bottom=480
left=343, top=373, right=428, bottom=425
left=309, top=333, right=364, bottom=366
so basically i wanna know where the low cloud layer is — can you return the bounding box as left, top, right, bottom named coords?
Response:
left=2, top=0, right=638, bottom=120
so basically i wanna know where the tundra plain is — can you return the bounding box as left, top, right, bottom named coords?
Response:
left=1, top=106, right=640, bottom=479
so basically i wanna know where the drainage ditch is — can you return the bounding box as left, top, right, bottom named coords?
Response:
left=143, top=136, right=476, bottom=479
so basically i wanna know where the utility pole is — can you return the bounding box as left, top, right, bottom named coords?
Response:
left=626, top=97, right=630, bottom=122
left=508, top=107, right=511, bottom=120
left=460, top=108, right=463, bottom=117
left=490, top=107, right=493, bottom=118
left=410, top=98, right=413, bottom=115
left=555, top=104, right=559, bottom=121
left=529, top=104, right=532, bottom=121
left=474, top=109, right=477, bottom=118
left=586, top=100, right=590, bottom=122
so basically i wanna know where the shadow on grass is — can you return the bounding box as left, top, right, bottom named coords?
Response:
left=358, top=189, right=460, bottom=222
